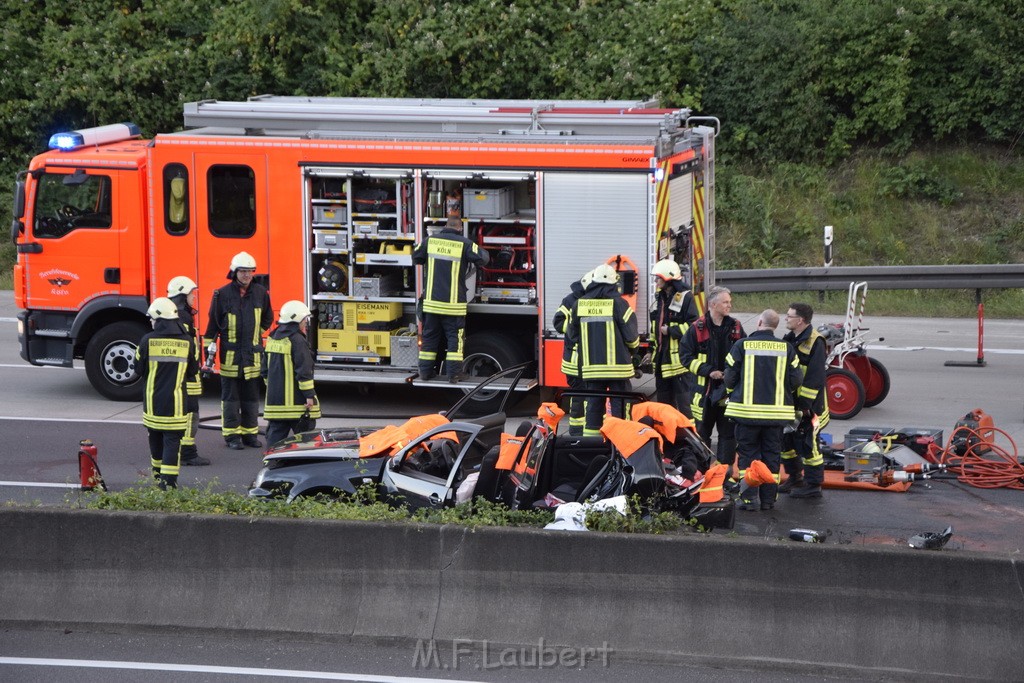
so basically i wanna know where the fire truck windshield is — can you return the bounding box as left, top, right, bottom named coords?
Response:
left=33, top=171, right=112, bottom=238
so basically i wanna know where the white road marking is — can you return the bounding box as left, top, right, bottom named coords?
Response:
left=0, top=317, right=18, bottom=323
left=872, top=345, right=1024, bottom=354
left=0, top=657, right=484, bottom=682
left=0, top=481, right=80, bottom=488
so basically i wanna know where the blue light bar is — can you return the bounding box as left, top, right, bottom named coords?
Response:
left=48, top=122, right=141, bottom=151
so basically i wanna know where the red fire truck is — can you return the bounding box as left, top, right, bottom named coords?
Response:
left=11, top=97, right=717, bottom=407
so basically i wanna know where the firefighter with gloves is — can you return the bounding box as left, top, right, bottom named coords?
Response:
left=567, top=264, right=640, bottom=437
left=680, top=286, right=746, bottom=470
left=649, top=259, right=699, bottom=416
left=203, top=251, right=273, bottom=450
left=553, top=269, right=594, bottom=435
left=781, top=302, right=830, bottom=498
left=135, top=297, right=198, bottom=490
left=262, top=300, right=321, bottom=449
left=166, top=276, right=209, bottom=466
left=413, top=216, right=489, bottom=382
left=724, top=309, right=802, bottom=511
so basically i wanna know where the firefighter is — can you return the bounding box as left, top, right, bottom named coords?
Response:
left=649, top=259, right=699, bottom=417
left=135, top=297, right=198, bottom=490
left=552, top=269, right=594, bottom=435
left=724, top=309, right=802, bottom=510
left=203, top=251, right=273, bottom=450
left=166, top=276, right=209, bottom=466
left=680, top=285, right=746, bottom=470
left=262, top=300, right=321, bottom=449
left=781, top=302, right=830, bottom=498
left=412, top=215, right=489, bottom=382
left=567, top=264, right=640, bottom=437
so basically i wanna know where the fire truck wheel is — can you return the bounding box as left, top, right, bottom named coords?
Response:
left=459, top=332, right=529, bottom=415
left=85, top=320, right=148, bottom=401
left=825, top=366, right=865, bottom=420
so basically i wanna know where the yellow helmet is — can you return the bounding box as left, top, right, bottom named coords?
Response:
left=279, top=300, right=312, bottom=324
left=166, top=275, right=197, bottom=297
left=147, top=297, right=179, bottom=320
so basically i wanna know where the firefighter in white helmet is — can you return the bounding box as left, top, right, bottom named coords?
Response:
left=202, top=252, right=273, bottom=450
left=567, top=264, right=639, bottom=436
left=135, top=297, right=198, bottom=489
left=166, top=276, right=209, bottom=466
left=649, top=259, right=699, bottom=417
left=262, top=300, right=320, bottom=448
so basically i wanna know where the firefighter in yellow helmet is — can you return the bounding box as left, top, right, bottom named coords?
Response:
left=203, top=252, right=273, bottom=450
left=649, top=259, right=699, bottom=417
left=166, top=276, right=209, bottom=466
left=262, top=300, right=321, bottom=448
left=135, top=297, right=198, bottom=489
left=567, top=264, right=639, bottom=436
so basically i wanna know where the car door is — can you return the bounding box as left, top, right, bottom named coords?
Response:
left=380, top=423, right=483, bottom=510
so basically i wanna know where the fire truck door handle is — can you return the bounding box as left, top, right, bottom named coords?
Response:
left=16, top=242, right=42, bottom=254
left=104, top=268, right=121, bottom=284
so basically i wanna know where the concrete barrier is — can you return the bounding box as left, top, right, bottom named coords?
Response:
left=1, top=508, right=1020, bottom=679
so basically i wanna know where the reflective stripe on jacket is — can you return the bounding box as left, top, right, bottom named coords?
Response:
left=203, top=280, right=272, bottom=379
left=649, top=280, right=698, bottom=377
left=784, top=326, right=831, bottom=428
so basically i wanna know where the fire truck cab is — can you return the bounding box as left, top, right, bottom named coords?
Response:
left=11, top=98, right=717, bottom=405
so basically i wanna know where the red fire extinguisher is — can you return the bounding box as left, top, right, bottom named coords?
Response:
left=78, top=439, right=106, bottom=491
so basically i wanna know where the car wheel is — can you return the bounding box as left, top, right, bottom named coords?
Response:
left=85, top=320, right=148, bottom=401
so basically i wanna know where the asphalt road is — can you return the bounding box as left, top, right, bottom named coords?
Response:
left=1, top=292, right=1023, bottom=555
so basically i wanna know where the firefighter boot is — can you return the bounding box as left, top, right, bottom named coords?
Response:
left=736, top=481, right=759, bottom=511
left=158, top=474, right=178, bottom=490
left=778, top=474, right=804, bottom=494
left=790, top=466, right=823, bottom=499
left=181, top=444, right=210, bottom=466
left=242, top=435, right=262, bottom=448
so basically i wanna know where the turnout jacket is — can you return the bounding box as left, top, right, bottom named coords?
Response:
left=203, top=279, right=272, bottom=380
left=412, top=227, right=489, bottom=316
left=783, top=325, right=831, bottom=427
left=649, top=280, right=699, bottom=377
left=567, top=282, right=640, bottom=380
left=723, top=329, right=802, bottom=424
left=680, top=313, right=746, bottom=421
left=171, top=294, right=202, bottom=397
left=262, top=322, right=321, bottom=421
left=553, top=279, right=586, bottom=377
left=136, top=318, right=198, bottom=432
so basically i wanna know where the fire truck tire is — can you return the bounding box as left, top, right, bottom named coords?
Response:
left=460, top=332, right=530, bottom=414
left=85, top=320, right=148, bottom=401
left=825, top=366, right=865, bottom=420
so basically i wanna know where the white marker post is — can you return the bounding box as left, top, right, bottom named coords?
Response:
left=824, top=225, right=834, bottom=267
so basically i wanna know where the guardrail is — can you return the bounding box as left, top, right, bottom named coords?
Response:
left=716, top=264, right=1024, bottom=292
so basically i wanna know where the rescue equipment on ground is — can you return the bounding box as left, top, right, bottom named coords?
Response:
left=908, top=525, right=953, bottom=550
left=789, top=529, right=824, bottom=543
left=78, top=439, right=106, bottom=491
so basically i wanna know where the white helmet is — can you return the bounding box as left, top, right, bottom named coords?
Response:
left=579, top=269, right=595, bottom=289
left=590, top=264, right=619, bottom=285
left=652, top=259, right=682, bottom=281
left=279, top=300, right=312, bottom=324
left=166, top=275, right=198, bottom=297
left=229, top=251, right=257, bottom=273
left=147, top=297, right=179, bottom=320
